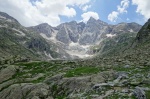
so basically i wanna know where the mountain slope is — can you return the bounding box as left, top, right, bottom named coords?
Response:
left=0, top=12, right=71, bottom=61
left=93, top=18, right=150, bottom=66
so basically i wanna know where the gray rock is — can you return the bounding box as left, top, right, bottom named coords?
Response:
left=114, top=72, right=129, bottom=79
left=124, top=65, right=130, bottom=68
left=133, top=87, right=146, bottom=99
left=0, top=65, right=16, bottom=83
left=56, top=24, right=71, bottom=44
left=79, top=17, right=108, bottom=45
left=0, top=83, right=51, bottom=99
left=29, top=23, right=54, bottom=37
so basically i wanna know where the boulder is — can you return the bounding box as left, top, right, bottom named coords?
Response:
left=133, top=87, right=146, bottom=99
left=0, top=83, right=51, bottom=99
left=0, top=65, right=16, bottom=83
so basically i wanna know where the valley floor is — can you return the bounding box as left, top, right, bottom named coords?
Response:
left=0, top=59, right=149, bottom=99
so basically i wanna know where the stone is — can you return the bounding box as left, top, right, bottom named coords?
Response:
left=0, top=83, right=51, bottom=99
left=133, top=87, right=146, bottom=99
left=124, top=65, right=130, bottom=68
left=0, top=65, right=16, bottom=83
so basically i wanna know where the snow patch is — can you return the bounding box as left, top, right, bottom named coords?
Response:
left=40, top=33, right=51, bottom=40
left=41, top=32, right=95, bottom=59
left=106, top=34, right=116, bottom=38
left=56, top=48, right=60, bottom=53
left=0, top=25, right=7, bottom=28
left=69, top=42, right=78, bottom=46
left=66, top=50, right=93, bottom=58
left=50, top=30, right=58, bottom=42
left=129, top=29, right=134, bottom=32
left=12, top=28, right=25, bottom=36
left=0, top=15, right=13, bottom=22
left=22, top=41, right=26, bottom=44
left=40, top=30, right=63, bottom=44
left=0, top=15, right=6, bottom=19
left=119, top=30, right=124, bottom=32
left=67, top=42, right=93, bottom=58
left=44, top=51, right=53, bottom=59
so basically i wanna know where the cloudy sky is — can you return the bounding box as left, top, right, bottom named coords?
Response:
left=0, top=0, right=150, bottom=27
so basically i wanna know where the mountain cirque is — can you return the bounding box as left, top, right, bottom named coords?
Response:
left=29, top=17, right=141, bottom=58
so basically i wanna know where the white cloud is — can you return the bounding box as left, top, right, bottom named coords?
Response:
left=108, top=0, right=130, bottom=22
left=118, top=0, right=129, bottom=13
left=81, top=11, right=99, bottom=23
left=108, top=11, right=119, bottom=22
left=0, top=0, right=91, bottom=26
left=81, top=5, right=91, bottom=12
left=132, top=0, right=150, bottom=20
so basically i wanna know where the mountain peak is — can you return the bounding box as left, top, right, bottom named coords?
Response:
left=0, top=11, right=19, bottom=23
left=88, top=17, right=97, bottom=22
left=38, top=23, right=50, bottom=26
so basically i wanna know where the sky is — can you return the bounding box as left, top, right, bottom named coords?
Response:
left=0, top=0, right=150, bottom=27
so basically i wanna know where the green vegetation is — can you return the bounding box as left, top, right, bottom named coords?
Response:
left=0, top=59, right=150, bottom=99
left=64, top=67, right=100, bottom=77
left=146, top=91, right=150, bottom=98
left=105, top=93, right=134, bottom=99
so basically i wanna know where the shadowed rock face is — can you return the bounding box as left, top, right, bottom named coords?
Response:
left=56, top=21, right=84, bottom=44
left=135, top=18, right=150, bottom=44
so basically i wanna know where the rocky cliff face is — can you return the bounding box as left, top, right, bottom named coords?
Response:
left=29, top=23, right=55, bottom=37
left=79, top=17, right=109, bottom=45
left=134, top=18, right=150, bottom=44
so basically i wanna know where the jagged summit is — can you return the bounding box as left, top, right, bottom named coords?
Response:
left=87, top=17, right=98, bottom=22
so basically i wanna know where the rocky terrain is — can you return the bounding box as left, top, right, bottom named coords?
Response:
left=0, top=11, right=150, bottom=99
left=0, top=58, right=149, bottom=99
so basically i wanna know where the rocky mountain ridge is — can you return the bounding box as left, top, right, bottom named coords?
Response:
left=29, top=17, right=141, bottom=58
left=0, top=11, right=143, bottom=60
